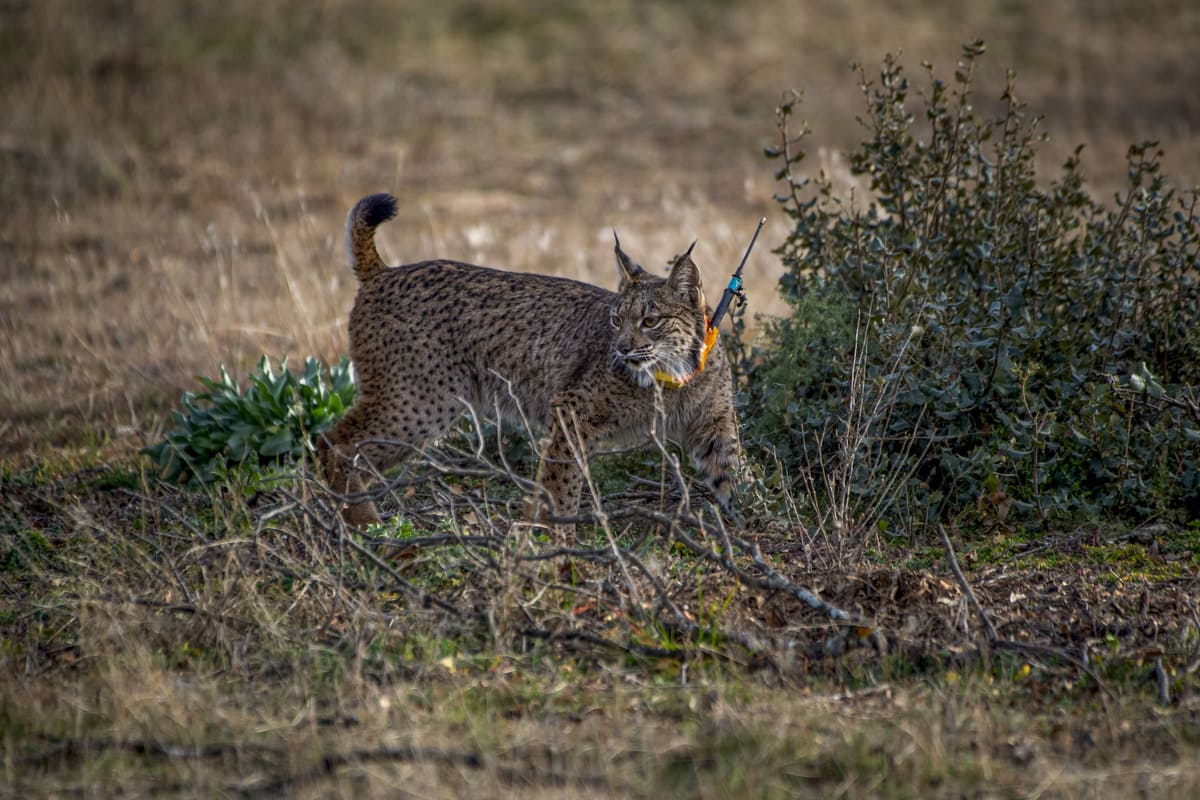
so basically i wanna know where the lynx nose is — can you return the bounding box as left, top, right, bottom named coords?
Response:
left=623, top=353, right=649, bottom=366
left=616, top=341, right=651, bottom=367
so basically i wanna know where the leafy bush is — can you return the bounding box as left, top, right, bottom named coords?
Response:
left=144, top=356, right=355, bottom=487
left=741, top=42, right=1200, bottom=534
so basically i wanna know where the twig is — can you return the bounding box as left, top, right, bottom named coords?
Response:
left=644, top=507, right=878, bottom=642
left=25, top=734, right=280, bottom=767
left=937, top=523, right=998, bottom=641
left=517, top=624, right=687, bottom=661
left=1106, top=375, right=1200, bottom=427
left=336, top=521, right=467, bottom=617
left=360, top=532, right=505, bottom=551
left=936, top=525, right=1113, bottom=698
left=241, top=743, right=612, bottom=798
left=27, top=734, right=611, bottom=797
left=1154, top=657, right=1171, bottom=706
left=1186, top=600, right=1200, bottom=675
left=991, top=639, right=1114, bottom=700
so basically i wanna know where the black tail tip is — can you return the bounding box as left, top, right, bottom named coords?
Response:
left=356, top=193, right=398, bottom=228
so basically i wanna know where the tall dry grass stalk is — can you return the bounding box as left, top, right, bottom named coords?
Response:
left=787, top=312, right=934, bottom=567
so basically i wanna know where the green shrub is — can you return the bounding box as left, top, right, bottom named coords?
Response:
left=143, top=356, right=355, bottom=487
left=742, top=42, right=1200, bottom=534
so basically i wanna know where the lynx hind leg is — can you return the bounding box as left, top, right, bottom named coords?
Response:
left=320, top=398, right=456, bottom=527
left=320, top=405, right=393, bottom=527
left=320, top=438, right=384, bottom=527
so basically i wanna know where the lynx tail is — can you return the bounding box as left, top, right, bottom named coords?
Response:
left=345, top=193, right=398, bottom=281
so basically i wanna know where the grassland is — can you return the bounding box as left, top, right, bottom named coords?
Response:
left=3, top=1, right=1200, bottom=796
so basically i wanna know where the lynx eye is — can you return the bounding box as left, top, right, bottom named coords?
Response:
left=610, top=311, right=622, bottom=328
left=641, top=315, right=662, bottom=329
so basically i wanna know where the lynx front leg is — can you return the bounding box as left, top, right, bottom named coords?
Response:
left=685, top=406, right=743, bottom=515
left=530, top=401, right=597, bottom=538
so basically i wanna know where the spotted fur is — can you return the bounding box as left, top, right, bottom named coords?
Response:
left=320, top=193, right=742, bottom=534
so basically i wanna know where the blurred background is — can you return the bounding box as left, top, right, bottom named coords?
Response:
left=2, top=0, right=1198, bottom=457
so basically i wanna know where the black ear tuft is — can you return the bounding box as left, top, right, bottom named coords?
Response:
left=667, top=243, right=702, bottom=296
left=614, top=231, right=647, bottom=288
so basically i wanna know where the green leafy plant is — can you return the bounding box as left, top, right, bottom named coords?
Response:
left=143, top=356, right=355, bottom=487
left=739, top=41, right=1200, bottom=535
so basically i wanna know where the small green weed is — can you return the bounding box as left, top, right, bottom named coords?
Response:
left=142, top=355, right=354, bottom=487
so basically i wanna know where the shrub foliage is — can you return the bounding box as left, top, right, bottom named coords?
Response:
left=742, top=42, right=1200, bottom=534
left=143, top=356, right=355, bottom=487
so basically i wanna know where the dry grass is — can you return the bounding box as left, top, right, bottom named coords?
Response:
left=3, top=1, right=1200, bottom=796
left=4, top=456, right=1199, bottom=798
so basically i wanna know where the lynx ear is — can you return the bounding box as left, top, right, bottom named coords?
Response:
left=667, top=243, right=702, bottom=301
left=614, top=231, right=648, bottom=289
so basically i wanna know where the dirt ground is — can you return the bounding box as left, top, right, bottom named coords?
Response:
left=3, top=0, right=1199, bottom=458
left=3, top=464, right=1199, bottom=796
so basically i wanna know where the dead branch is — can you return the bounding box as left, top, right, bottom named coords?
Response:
left=937, top=522, right=998, bottom=641
left=27, top=734, right=611, bottom=798
left=335, top=520, right=469, bottom=618
left=936, top=523, right=1113, bottom=698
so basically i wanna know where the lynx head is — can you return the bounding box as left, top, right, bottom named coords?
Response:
left=610, top=234, right=708, bottom=388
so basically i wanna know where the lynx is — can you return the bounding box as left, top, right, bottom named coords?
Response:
left=319, top=193, right=741, bottom=532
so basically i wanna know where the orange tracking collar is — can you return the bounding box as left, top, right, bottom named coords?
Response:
left=654, top=321, right=719, bottom=389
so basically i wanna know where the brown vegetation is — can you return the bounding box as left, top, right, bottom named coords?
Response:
left=2, top=1, right=1199, bottom=796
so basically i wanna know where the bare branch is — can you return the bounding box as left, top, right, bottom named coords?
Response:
left=937, top=522, right=998, bottom=641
